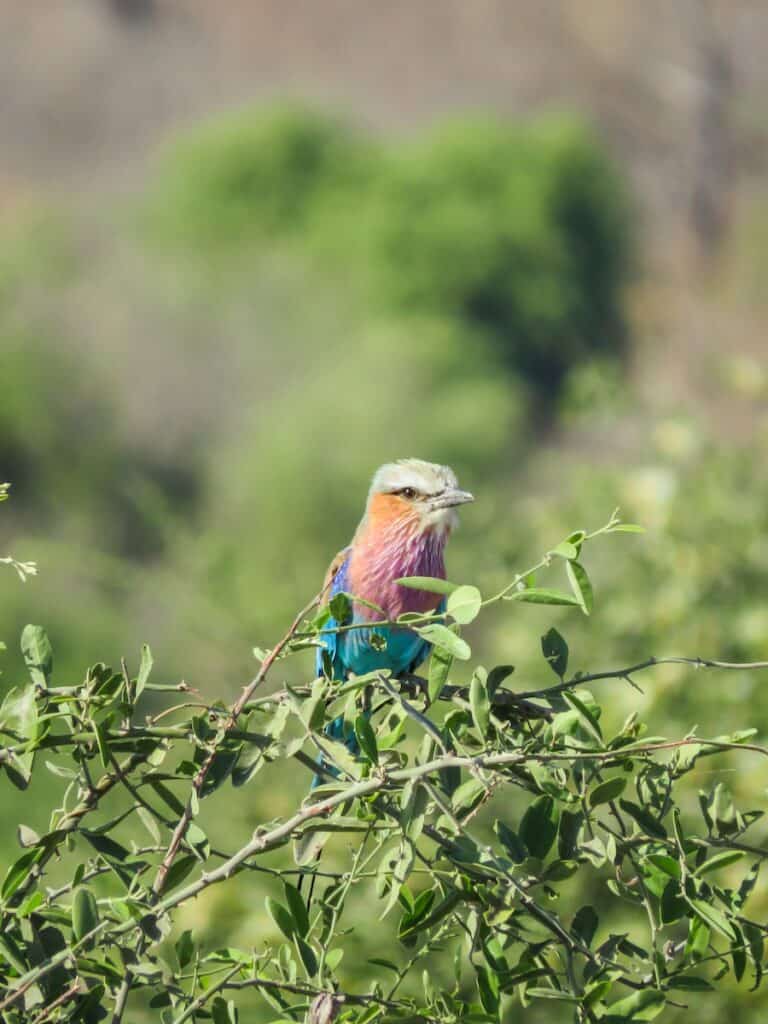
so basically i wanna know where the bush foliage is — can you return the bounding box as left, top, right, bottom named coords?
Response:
left=150, top=105, right=632, bottom=397
left=2, top=508, right=768, bottom=1023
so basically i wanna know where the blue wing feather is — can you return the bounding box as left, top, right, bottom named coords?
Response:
left=313, top=553, right=445, bottom=786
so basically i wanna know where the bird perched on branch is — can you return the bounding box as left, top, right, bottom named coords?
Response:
left=314, top=458, right=474, bottom=771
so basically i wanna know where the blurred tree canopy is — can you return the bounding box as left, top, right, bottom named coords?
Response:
left=149, top=106, right=632, bottom=397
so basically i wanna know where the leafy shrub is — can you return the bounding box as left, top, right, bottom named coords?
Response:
left=148, top=106, right=633, bottom=400
left=148, top=105, right=375, bottom=249
left=364, top=116, right=632, bottom=395
left=2, top=515, right=768, bottom=1023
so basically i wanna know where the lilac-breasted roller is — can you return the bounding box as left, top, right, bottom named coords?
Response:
left=315, top=459, right=474, bottom=770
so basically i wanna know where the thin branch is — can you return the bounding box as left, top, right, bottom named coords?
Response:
left=515, top=656, right=768, bottom=701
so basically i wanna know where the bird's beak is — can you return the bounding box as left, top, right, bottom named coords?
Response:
left=428, top=488, right=475, bottom=511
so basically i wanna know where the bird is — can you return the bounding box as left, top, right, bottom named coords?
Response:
left=313, top=458, right=474, bottom=774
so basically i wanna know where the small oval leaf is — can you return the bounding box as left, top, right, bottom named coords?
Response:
left=446, top=585, right=482, bottom=625
left=72, top=887, right=99, bottom=941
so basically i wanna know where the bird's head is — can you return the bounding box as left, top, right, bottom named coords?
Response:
left=363, top=459, right=474, bottom=540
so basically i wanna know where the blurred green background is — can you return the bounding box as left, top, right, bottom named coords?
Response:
left=2, top=2, right=768, bottom=1020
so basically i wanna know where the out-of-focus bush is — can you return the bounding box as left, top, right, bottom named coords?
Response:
left=147, top=105, right=376, bottom=250
left=363, top=116, right=632, bottom=396
left=148, top=106, right=632, bottom=402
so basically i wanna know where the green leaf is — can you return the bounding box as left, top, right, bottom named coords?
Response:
left=688, top=898, right=737, bottom=941
left=619, top=799, right=667, bottom=839
left=396, top=576, right=458, bottom=595
left=16, top=824, right=40, bottom=848
left=325, top=948, right=343, bottom=971
left=520, top=795, right=559, bottom=859
left=589, top=776, right=627, bottom=808
left=329, top=592, right=352, bottom=623
left=565, top=561, right=594, bottom=615
left=135, top=644, right=153, bottom=700
left=295, top=936, right=318, bottom=978
left=134, top=804, right=161, bottom=845
left=368, top=957, right=400, bottom=974
left=506, top=588, right=580, bottom=607
left=452, top=778, right=486, bottom=815
left=666, top=975, right=714, bottom=992
left=735, top=861, right=761, bottom=910
left=476, top=964, right=499, bottom=1014
left=149, top=780, right=186, bottom=817
left=486, top=664, right=514, bottom=697
left=661, top=880, right=688, bottom=924
left=416, top=624, right=470, bottom=660
left=164, top=855, right=197, bottom=893
left=567, top=530, right=586, bottom=555
left=398, top=889, right=436, bottom=938
left=93, top=720, right=111, bottom=769
left=608, top=523, right=645, bottom=533
left=696, top=849, right=745, bottom=875
left=551, top=541, right=579, bottom=560
left=72, top=887, right=99, bottom=941
left=563, top=691, right=603, bottom=745
left=266, top=897, right=296, bottom=940
left=732, top=923, right=748, bottom=981
left=232, top=738, right=267, bottom=787
left=572, top=905, right=599, bottom=947
left=494, top=820, right=527, bottom=864
left=542, top=859, right=578, bottom=882
left=294, top=831, right=330, bottom=867
left=469, top=671, right=490, bottom=736
left=527, top=988, right=579, bottom=1002
left=82, top=830, right=130, bottom=863
left=211, top=997, right=238, bottom=1024
left=558, top=808, right=583, bottom=860
left=283, top=881, right=309, bottom=939
left=20, top=624, right=52, bottom=687
left=0, top=684, right=39, bottom=789
left=541, top=627, right=568, bottom=678
left=176, top=929, right=195, bottom=968
left=646, top=854, right=681, bottom=879
left=685, top=916, right=710, bottom=959
left=1, top=847, right=43, bottom=901
left=187, top=822, right=210, bottom=861
left=427, top=646, right=452, bottom=703
left=354, top=714, right=378, bottom=764
left=606, top=988, right=665, bottom=1020
left=446, top=585, right=482, bottom=625
left=378, top=841, right=414, bottom=919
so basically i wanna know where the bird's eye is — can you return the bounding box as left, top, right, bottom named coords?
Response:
left=400, top=487, right=417, bottom=500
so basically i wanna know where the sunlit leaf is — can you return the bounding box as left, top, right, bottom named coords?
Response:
left=396, top=576, right=458, bottom=595
left=20, top=624, right=52, bottom=687
left=506, top=588, right=580, bottom=607
left=565, top=561, right=593, bottom=616
left=446, top=585, right=482, bottom=625
left=135, top=644, right=153, bottom=700
left=605, top=988, right=665, bottom=1020
left=428, top=646, right=452, bottom=703
left=416, top=624, right=470, bottom=660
